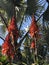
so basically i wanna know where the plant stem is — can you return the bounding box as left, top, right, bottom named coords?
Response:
left=0, top=13, right=8, bottom=28
left=0, top=36, right=5, bottom=41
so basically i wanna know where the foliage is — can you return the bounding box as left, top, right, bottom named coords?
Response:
left=0, top=0, right=49, bottom=65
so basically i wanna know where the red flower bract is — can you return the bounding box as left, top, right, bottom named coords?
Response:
left=30, top=40, right=35, bottom=49
left=8, top=16, right=19, bottom=39
left=2, top=34, right=14, bottom=59
left=29, top=16, right=39, bottom=37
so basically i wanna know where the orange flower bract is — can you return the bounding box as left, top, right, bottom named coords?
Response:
left=29, top=16, right=39, bottom=37
left=2, top=34, right=15, bottom=59
left=30, top=40, right=35, bottom=49
left=8, top=16, right=19, bottom=39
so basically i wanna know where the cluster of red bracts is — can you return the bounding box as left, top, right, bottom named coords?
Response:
left=2, top=33, right=15, bottom=59
left=8, top=16, right=19, bottom=39
left=29, top=16, right=42, bottom=48
left=2, top=16, right=19, bottom=59
left=29, top=16, right=39, bottom=38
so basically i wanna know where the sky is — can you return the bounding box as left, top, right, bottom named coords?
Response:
left=0, top=39, right=4, bottom=45
left=0, top=0, right=48, bottom=45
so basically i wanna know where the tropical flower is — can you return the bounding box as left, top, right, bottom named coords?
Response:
left=29, top=16, right=39, bottom=37
left=2, top=33, right=14, bottom=59
left=30, top=40, right=35, bottom=49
